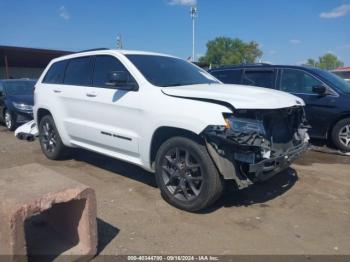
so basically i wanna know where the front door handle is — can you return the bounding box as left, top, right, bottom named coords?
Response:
left=53, top=90, right=62, bottom=94
left=86, top=93, right=97, bottom=97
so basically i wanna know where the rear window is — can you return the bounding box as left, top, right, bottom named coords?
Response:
left=242, top=70, right=275, bottom=88
left=210, top=69, right=242, bottom=84
left=64, top=57, right=93, bottom=86
left=43, top=60, right=68, bottom=84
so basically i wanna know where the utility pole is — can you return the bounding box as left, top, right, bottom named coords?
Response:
left=190, top=6, right=197, bottom=62
left=116, top=34, right=123, bottom=49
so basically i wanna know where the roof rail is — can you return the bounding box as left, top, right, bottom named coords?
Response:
left=212, top=63, right=273, bottom=70
left=75, top=48, right=109, bottom=53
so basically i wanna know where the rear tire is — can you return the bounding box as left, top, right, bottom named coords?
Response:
left=331, top=118, right=350, bottom=152
left=155, top=136, right=224, bottom=212
left=38, top=115, right=70, bottom=160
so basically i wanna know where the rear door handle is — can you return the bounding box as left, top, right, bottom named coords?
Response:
left=53, top=90, right=62, bottom=94
left=86, top=93, right=97, bottom=97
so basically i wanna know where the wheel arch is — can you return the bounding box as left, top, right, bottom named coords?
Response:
left=149, top=126, right=205, bottom=169
left=328, top=113, right=350, bottom=140
left=37, top=108, right=53, bottom=125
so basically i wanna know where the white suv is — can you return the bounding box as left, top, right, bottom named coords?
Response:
left=34, top=49, right=309, bottom=211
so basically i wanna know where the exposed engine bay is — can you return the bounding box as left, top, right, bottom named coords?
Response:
left=201, top=106, right=309, bottom=189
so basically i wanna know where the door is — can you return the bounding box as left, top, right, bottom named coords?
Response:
left=63, top=55, right=141, bottom=159
left=278, top=69, right=339, bottom=138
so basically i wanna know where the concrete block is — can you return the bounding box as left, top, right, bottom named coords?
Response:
left=0, top=163, right=97, bottom=261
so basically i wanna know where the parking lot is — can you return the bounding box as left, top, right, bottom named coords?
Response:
left=0, top=125, right=349, bottom=255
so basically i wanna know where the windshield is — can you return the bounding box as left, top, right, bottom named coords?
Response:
left=3, top=81, right=36, bottom=95
left=313, top=69, right=350, bottom=94
left=126, top=55, right=220, bottom=87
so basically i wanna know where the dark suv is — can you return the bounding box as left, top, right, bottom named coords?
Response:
left=209, top=64, right=350, bottom=152
left=0, top=79, right=36, bottom=130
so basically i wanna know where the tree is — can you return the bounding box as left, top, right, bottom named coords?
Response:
left=305, top=53, right=344, bottom=70
left=199, top=37, right=263, bottom=66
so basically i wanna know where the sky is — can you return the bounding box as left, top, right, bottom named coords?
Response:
left=0, top=0, right=350, bottom=65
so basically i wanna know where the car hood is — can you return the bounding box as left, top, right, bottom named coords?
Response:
left=161, top=84, right=305, bottom=110
left=8, top=95, right=34, bottom=105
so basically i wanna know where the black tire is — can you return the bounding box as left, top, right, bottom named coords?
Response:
left=38, top=115, right=70, bottom=160
left=331, top=118, right=350, bottom=152
left=155, top=136, right=224, bottom=212
left=4, top=109, right=16, bottom=131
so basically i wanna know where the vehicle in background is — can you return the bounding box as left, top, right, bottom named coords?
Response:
left=0, top=79, right=36, bottom=130
left=209, top=64, right=350, bottom=152
left=34, top=50, right=308, bottom=211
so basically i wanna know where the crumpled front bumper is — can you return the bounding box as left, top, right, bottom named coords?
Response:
left=248, top=142, right=308, bottom=182
left=201, top=107, right=310, bottom=190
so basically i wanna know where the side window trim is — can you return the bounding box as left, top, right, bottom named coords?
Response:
left=242, top=68, right=277, bottom=89
left=92, top=54, right=139, bottom=90
left=211, top=68, right=243, bottom=84
left=63, top=56, right=94, bottom=87
left=42, top=60, right=69, bottom=85
left=278, top=68, right=338, bottom=97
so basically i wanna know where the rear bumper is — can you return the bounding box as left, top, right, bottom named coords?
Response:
left=248, top=142, right=309, bottom=182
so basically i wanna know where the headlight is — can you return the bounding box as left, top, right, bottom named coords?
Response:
left=223, top=114, right=266, bottom=135
left=12, top=102, right=33, bottom=111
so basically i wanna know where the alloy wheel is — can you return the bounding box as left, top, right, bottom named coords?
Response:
left=161, top=147, right=203, bottom=201
left=339, top=124, right=350, bottom=148
left=4, top=111, right=12, bottom=129
left=41, top=121, right=57, bottom=153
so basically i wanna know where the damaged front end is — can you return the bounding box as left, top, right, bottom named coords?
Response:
left=201, top=106, right=309, bottom=190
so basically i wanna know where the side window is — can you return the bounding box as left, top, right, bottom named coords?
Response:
left=93, top=55, right=136, bottom=88
left=242, top=70, right=275, bottom=88
left=280, top=69, right=323, bottom=94
left=43, top=60, right=68, bottom=84
left=64, top=56, right=93, bottom=86
left=211, top=69, right=242, bottom=84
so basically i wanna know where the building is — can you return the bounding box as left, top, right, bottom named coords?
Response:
left=0, top=45, right=72, bottom=79
left=332, top=66, right=350, bottom=82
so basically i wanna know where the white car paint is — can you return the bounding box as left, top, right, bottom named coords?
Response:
left=162, top=84, right=305, bottom=109
left=34, top=49, right=305, bottom=172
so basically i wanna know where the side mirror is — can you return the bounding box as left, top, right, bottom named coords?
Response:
left=0, top=90, right=4, bottom=97
left=106, top=71, right=138, bottom=91
left=312, top=85, right=327, bottom=96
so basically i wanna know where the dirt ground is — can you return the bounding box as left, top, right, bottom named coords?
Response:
left=0, top=126, right=349, bottom=256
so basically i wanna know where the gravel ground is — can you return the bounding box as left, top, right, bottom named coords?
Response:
left=0, top=126, right=349, bottom=256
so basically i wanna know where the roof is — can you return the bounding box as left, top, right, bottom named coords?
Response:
left=0, top=45, right=72, bottom=68
left=209, top=64, right=316, bottom=72
left=51, top=49, right=177, bottom=63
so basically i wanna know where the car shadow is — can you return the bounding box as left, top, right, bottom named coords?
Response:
left=72, top=148, right=298, bottom=213
left=71, top=148, right=157, bottom=188
left=199, top=168, right=299, bottom=214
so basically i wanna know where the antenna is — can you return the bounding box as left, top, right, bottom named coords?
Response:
left=116, top=34, right=123, bottom=49
left=190, top=6, right=198, bottom=62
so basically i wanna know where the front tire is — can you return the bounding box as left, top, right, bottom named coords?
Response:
left=331, top=118, right=350, bottom=152
left=39, top=115, right=70, bottom=160
left=155, top=136, right=224, bottom=212
left=4, top=110, right=16, bottom=131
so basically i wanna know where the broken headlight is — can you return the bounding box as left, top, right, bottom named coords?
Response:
left=223, top=114, right=266, bottom=135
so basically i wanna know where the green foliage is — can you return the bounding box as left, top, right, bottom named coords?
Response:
left=199, top=37, right=263, bottom=66
left=305, top=53, right=344, bottom=70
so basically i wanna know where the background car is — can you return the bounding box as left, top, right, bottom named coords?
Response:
left=0, top=79, right=36, bottom=130
left=209, top=64, right=350, bottom=152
